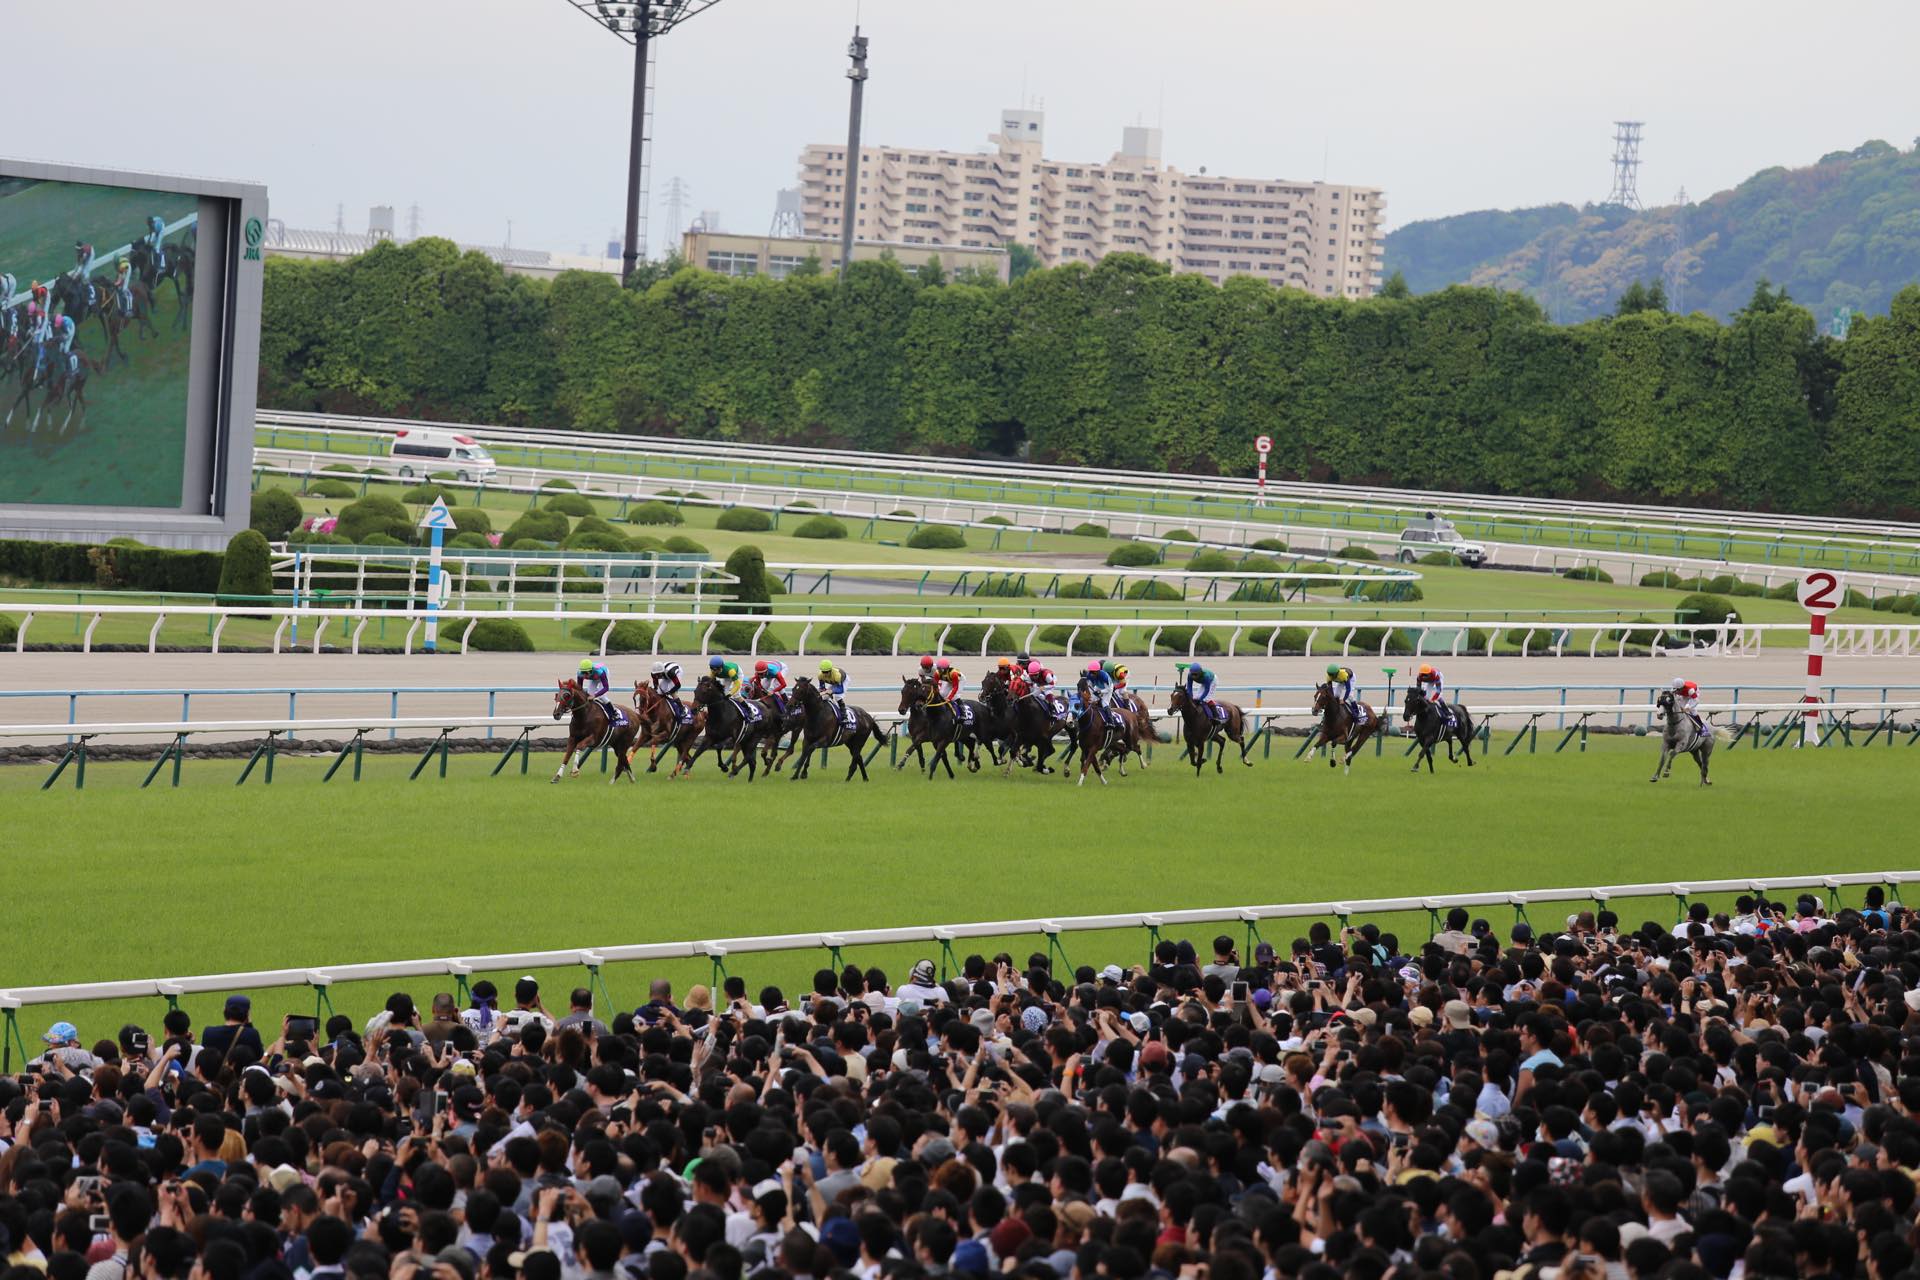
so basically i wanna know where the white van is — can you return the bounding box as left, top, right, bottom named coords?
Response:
left=389, top=428, right=498, bottom=481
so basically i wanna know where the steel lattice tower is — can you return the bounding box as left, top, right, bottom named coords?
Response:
left=1605, top=121, right=1644, bottom=210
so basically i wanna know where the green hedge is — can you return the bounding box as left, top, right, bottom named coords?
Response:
left=1335, top=545, right=1379, bottom=561
left=1105, top=543, right=1160, bottom=567
left=820, top=621, right=896, bottom=653
left=787, top=499, right=815, bottom=509
left=1162, top=528, right=1197, bottom=542
left=942, top=623, right=1020, bottom=654
left=362, top=533, right=405, bottom=547
left=1246, top=626, right=1311, bottom=652
left=1639, top=570, right=1684, bottom=589
left=1673, top=592, right=1739, bottom=630
left=1125, top=580, right=1184, bottom=602
left=0, top=538, right=226, bottom=594
left=502, top=510, right=570, bottom=548
left=466, top=619, right=534, bottom=651
left=1038, top=624, right=1111, bottom=653
left=338, top=496, right=414, bottom=544
left=1186, top=550, right=1238, bottom=572
left=303, top=479, right=358, bottom=499
left=793, top=515, right=849, bottom=540
left=717, top=508, right=773, bottom=532
left=544, top=493, right=597, bottom=518
left=890, top=509, right=918, bottom=519
left=572, top=515, right=619, bottom=537
left=401, top=482, right=463, bottom=507
left=1765, top=582, right=1799, bottom=600
left=1610, top=617, right=1666, bottom=647
left=906, top=525, right=966, bottom=550
left=722, top=545, right=771, bottom=612
left=1249, top=537, right=1289, bottom=553
left=539, top=478, right=576, bottom=491
left=1351, top=579, right=1426, bottom=602
left=981, top=515, right=1013, bottom=527
left=571, top=619, right=658, bottom=653
left=249, top=489, right=304, bottom=541
left=216, top=530, right=274, bottom=604
left=1346, top=626, right=1415, bottom=655
left=664, top=536, right=709, bottom=555
left=628, top=501, right=685, bottom=526
left=627, top=534, right=664, bottom=552
left=447, top=531, right=490, bottom=550
left=0, top=614, right=15, bottom=647
left=1730, top=580, right=1765, bottom=597
left=449, top=506, right=493, bottom=536
left=561, top=531, right=631, bottom=553
left=708, top=620, right=789, bottom=653
left=1057, top=580, right=1109, bottom=600
left=1156, top=626, right=1222, bottom=655
left=1069, top=522, right=1109, bottom=538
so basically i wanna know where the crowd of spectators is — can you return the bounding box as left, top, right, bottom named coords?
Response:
left=4, top=889, right=1920, bottom=1280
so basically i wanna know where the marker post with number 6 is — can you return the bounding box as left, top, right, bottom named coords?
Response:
left=419, top=498, right=457, bottom=653
left=1255, top=435, right=1272, bottom=503
left=1795, top=570, right=1841, bottom=746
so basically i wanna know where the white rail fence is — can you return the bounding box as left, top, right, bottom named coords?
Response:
left=5, top=872, right=1915, bottom=1017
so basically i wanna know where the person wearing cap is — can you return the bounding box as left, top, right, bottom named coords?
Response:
left=199, top=996, right=264, bottom=1059
left=35, top=1021, right=101, bottom=1073
left=897, top=960, right=947, bottom=1006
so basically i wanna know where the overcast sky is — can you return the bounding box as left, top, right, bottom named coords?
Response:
left=10, top=1, right=1918, bottom=258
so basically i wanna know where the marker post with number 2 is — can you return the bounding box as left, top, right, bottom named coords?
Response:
left=1795, top=571, right=1841, bottom=746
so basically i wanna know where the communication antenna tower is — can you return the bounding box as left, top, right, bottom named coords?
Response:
left=1604, top=121, right=1644, bottom=210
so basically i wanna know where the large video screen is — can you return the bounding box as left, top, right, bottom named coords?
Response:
left=0, top=177, right=204, bottom=509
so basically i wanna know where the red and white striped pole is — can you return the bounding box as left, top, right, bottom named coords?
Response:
left=1795, top=571, right=1839, bottom=747
left=1255, top=434, right=1271, bottom=505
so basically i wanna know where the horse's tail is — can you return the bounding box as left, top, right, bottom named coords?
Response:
left=80, top=352, right=106, bottom=373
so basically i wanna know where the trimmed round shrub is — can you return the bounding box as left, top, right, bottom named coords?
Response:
left=321, top=462, right=359, bottom=474
left=543, top=493, right=596, bottom=518
left=1353, top=579, right=1425, bottom=603
left=1069, top=522, right=1110, bottom=538
left=465, top=619, right=534, bottom=652
left=1161, top=528, right=1198, bottom=542
left=1156, top=626, right=1222, bottom=655
left=890, top=509, right=918, bottom=519
left=1347, top=626, right=1415, bottom=655
left=787, top=499, right=816, bottom=509
left=972, top=577, right=1033, bottom=598
left=571, top=619, right=658, bottom=653
left=1105, top=542, right=1160, bottom=567
left=539, top=478, right=577, bottom=491
left=655, top=488, right=683, bottom=498
left=1611, top=617, right=1666, bottom=647
left=717, top=508, right=773, bottom=533
left=906, top=525, right=966, bottom=551
left=664, top=535, right=709, bottom=555
left=1249, top=537, right=1289, bottom=553
left=1870, top=592, right=1913, bottom=612
left=1730, top=580, right=1765, bottom=597
left=561, top=530, right=630, bottom=553
left=1335, top=545, right=1379, bottom=561
left=1504, top=626, right=1554, bottom=649
left=1563, top=565, right=1614, bottom=583
left=627, top=500, right=685, bottom=526
left=721, top=545, right=771, bottom=612
left=793, top=515, right=849, bottom=540
left=447, top=531, right=490, bottom=551
left=1186, top=550, right=1238, bottom=572
left=1125, top=580, right=1184, bottom=602
left=1765, top=581, right=1799, bottom=600
left=626, top=534, right=664, bottom=553
left=1639, top=570, right=1684, bottom=589
left=981, top=515, right=1013, bottom=527
left=502, top=510, right=570, bottom=548
left=1247, top=626, right=1310, bottom=652
left=449, top=506, right=492, bottom=536
left=1700, top=573, right=1738, bottom=594
left=337, top=496, right=413, bottom=543
left=509, top=538, right=555, bottom=552
left=683, top=491, right=712, bottom=501
left=217, top=529, right=274, bottom=605
left=820, top=621, right=895, bottom=653
left=706, top=620, right=787, bottom=653
left=303, top=479, right=358, bottom=499
left=105, top=537, right=146, bottom=548
left=1673, top=592, right=1739, bottom=631
left=1843, top=588, right=1873, bottom=609
left=0, top=615, right=16, bottom=647
left=942, top=623, right=1020, bottom=654
left=1057, top=580, right=1109, bottom=600
left=402, top=481, right=463, bottom=507
left=249, top=488, right=303, bottom=541
left=1038, top=624, right=1111, bottom=653
left=361, top=533, right=406, bottom=547
left=1417, top=551, right=1463, bottom=567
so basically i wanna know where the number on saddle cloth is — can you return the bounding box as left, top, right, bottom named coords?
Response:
left=734, top=698, right=763, bottom=725
left=1206, top=701, right=1228, bottom=724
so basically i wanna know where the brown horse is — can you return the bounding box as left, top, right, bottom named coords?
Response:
left=1309, top=681, right=1379, bottom=774
left=99, top=280, right=159, bottom=365
left=551, top=679, right=640, bottom=784
left=1169, top=687, right=1254, bottom=775
left=895, top=675, right=982, bottom=779
left=1072, top=678, right=1117, bottom=787
left=632, top=682, right=706, bottom=777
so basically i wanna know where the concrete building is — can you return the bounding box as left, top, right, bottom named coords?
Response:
left=796, top=108, right=1385, bottom=297
left=680, top=230, right=1010, bottom=283
left=262, top=222, right=617, bottom=281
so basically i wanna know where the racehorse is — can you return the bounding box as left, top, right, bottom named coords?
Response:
left=689, top=675, right=782, bottom=780
left=1169, top=687, right=1254, bottom=775
left=98, top=279, right=159, bottom=364
left=1651, top=689, right=1716, bottom=786
left=550, top=679, right=640, bottom=784
left=1308, top=681, right=1379, bottom=774
left=988, top=680, right=1066, bottom=776
left=3, top=337, right=49, bottom=428
left=895, top=675, right=980, bottom=779
left=1071, top=677, right=1114, bottom=787
left=49, top=274, right=106, bottom=344
left=784, top=677, right=892, bottom=781
left=1400, top=686, right=1477, bottom=774
left=36, top=349, right=103, bottom=434
left=129, top=238, right=194, bottom=329
left=631, top=683, right=706, bottom=778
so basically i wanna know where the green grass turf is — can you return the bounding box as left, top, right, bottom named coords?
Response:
left=256, top=425, right=1920, bottom=577
left=0, top=178, right=198, bottom=508
left=0, top=735, right=1912, bottom=1051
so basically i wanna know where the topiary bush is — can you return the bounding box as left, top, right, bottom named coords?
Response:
left=449, top=506, right=492, bottom=537
left=1069, top=522, right=1110, bottom=538
left=1639, top=570, right=1684, bottom=589
left=1730, top=580, right=1765, bottom=597
left=1673, top=592, right=1739, bottom=632
left=543, top=493, right=597, bottom=518
left=561, top=530, right=631, bottom=553
left=1161, top=529, right=1197, bottom=543
left=704, top=620, right=787, bottom=653
left=1699, top=573, right=1738, bottom=595
left=539, top=478, right=576, bottom=491
left=1352, top=579, right=1426, bottom=603
left=1247, top=626, right=1311, bottom=653
left=627, top=500, right=685, bottom=526
left=1563, top=565, right=1614, bottom=582
left=664, top=535, right=709, bottom=555
left=1186, top=550, right=1238, bottom=572
left=1347, top=626, right=1415, bottom=655
left=721, top=545, right=771, bottom=613
left=217, top=529, right=274, bottom=605
left=466, top=619, right=534, bottom=652
left=337, top=496, right=413, bottom=543
left=787, top=499, right=816, bottom=509
left=942, top=623, right=1020, bottom=654
left=1249, top=537, right=1288, bottom=552
left=321, top=462, right=359, bottom=474
left=1335, top=545, right=1379, bottom=561
left=447, top=531, right=490, bottom=551
left=1611, top=617, right=1666, bottom=647
left=1105, top=542, right=1160, bottom=567
left=1765, top=581, right=1799, bottom=600
left=890, top=509, right=918, bottom=519
left=571, top=619, right=658, bottom=653
left=361, top=533, right=405, bottom=547
left=501, top=510, right=570, bottom=548
left=1125, top=580, right=1184, bottom=602
left=978, top=514, right=1011, bottom=526
left=1057, top=581, right=1109, bottom=600
left=717, top=508, right=773, bottom=533
left=303, top=479, right=358, bottom=499
left=907, top=525, right=966, bottom=551
left=1417, top=551, right=1463, bottom=567
left=0, top=614, right=15, bottom=647
left=626, top=535, right=664, bottom=553
left=793, top=515, right=849, bottom=540
left=1156, top=626, right=1222, bottom=655
left=402, top=481, right=463, bottom=507
left=249, top=488, right=303, bottom=541
left=1038, top=624, right=1111, bottom=653
left=1843, top=587, right=1873, bottom=609
left=971, top=577, right=1032, bottom=598
left=820, top=621, right=895, bottom=653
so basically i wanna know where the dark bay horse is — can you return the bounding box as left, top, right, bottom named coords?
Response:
left=1072, top=678, right=1114, bottom=786
left=690, top=675, right=782, bottom=780
left=1309, top=681, right=1379, bottom=774
left=896, top=675, right=978, bottom=779
left=551, top=679, right=640, bottom=783
left=1400, top=686, right=1476, bottom=773
left=784, top=677, right=891, bottom=781
left=1169, top=687, right=1254, bottom=775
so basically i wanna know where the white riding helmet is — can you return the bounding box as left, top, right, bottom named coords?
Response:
left=651, top=661, right=670, bottom=676
left=1670, top=677, right=1686, bottom=691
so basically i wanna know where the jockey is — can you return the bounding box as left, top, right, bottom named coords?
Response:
left=70, top=241, right=95, bottom=290
left=930, top=657, right=962, bottom=705
left=994, top=655, right=1014, bottom=688
left=650, top=660, right=689, bottom=723
left=707, top=655, right=741, bottom=697
left=144, top=216, right=168, bottom=272
left=1083, top=660, right=1114, bottom=707
left=47, top=314, right=76, bottom=377
left=112, top=258, right=134, bottom=317
left=1415, top=664, right=1456, bottom=729
left=917, top=654, right=936, bottom=688
left=747, top=659, right=789, bottom=709
left=576, top=657, right=616, bottom=720
left=817, top=657, right=847, bottom=704
left=1184, top=663, right=1220, bottom=719
left=1670, top=676, right=1706, bottom=736
left=1327, top=663, right=1362, bottom=724
left=0, top=273, right=15, bottom=336
left=1027, top=660, right=1058, bottom=711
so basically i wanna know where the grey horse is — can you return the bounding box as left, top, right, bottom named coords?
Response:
left=1651, top=689, right=1715, bottom=785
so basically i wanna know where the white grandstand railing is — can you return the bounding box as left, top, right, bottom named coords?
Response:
left=5, top=871, right=1916, bottom=1011
left=254, top=409, right=1920, bottom=552
left=12, top=602, right=1920, bottom=659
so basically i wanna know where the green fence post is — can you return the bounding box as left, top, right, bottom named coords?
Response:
left=1042, top=926, right=1071, bottom=976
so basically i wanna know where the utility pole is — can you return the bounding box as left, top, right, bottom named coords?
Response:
left=838, top=27, right=869, bottom=280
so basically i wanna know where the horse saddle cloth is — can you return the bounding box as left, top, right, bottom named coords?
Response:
left=956, top=703, right=975, bottom=726
left=671, top=699, right=692, bottom=724
left=1205, top=701, right=1228, bottom=723
left=1350, top=703, right=1369, bottom=725
left=734, top=698, right=764, bottom=725
left=600, top=701, right=626, bottom=729
left=837, top=704, right=858, bottom=732
left=1103, top=706, right=1126, bottom=729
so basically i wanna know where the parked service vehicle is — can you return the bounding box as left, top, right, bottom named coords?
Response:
left=389, top=429, right=498, bottom=481
left=1397, top=513, right=1487, bottom=567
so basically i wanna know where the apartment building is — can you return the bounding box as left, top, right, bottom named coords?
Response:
left=796, top=108, right=1385, bottom=297
left=680, top=230, right=1009, bottom=282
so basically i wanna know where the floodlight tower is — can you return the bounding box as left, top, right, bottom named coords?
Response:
left=1604, top=121, right=1644, bottom=210
left=838, top=28, right=870, bottom=279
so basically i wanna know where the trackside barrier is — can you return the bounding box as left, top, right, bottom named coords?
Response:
left=8, top=701, right=1917, bottom=789
left=5, top=871, right=1916, bottom=1065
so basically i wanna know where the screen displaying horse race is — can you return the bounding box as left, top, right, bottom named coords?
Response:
left=0, top=175, right=203, bottom=509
